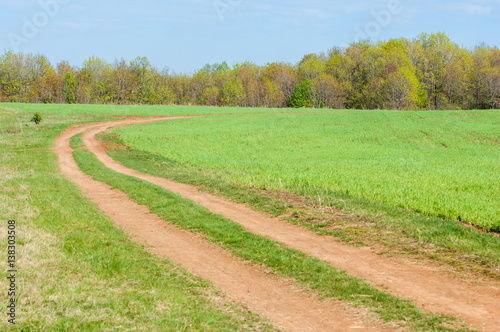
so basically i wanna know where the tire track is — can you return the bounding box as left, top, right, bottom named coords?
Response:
left=55, top=117, right=391, bottom=332
left=83, top=116, right=500, bottom=332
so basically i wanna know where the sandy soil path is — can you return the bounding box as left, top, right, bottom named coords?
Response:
left=58, top=116, right=499, bottom=332
left=55, top=117, right=393, bottom=332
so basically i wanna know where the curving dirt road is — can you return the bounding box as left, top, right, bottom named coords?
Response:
left=55, top=117, right=393, bottom=332
left=56, top=116, right=500, bottom=332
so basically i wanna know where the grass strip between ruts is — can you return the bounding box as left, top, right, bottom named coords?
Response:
left=72, top=134, right=473, bottom=332
left=99, top=134, right=500, bottom=280
left=0, top=112, right=275, bottom=331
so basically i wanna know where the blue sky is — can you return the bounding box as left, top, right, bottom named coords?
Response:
left=1, top=0, right=499, bottom=74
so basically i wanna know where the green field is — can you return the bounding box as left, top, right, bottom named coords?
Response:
left=0, top=102, right=319, bottom=117
left=0, top=108, right=275, bottom=331
left=1, top=104, right=497, bottom=331
left=111, top=110, right=500, bottom=231
left=73, top=134, right=462, bottom=331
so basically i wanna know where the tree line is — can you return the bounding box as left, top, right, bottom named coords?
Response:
left=1, top=32, right=499, bottom=110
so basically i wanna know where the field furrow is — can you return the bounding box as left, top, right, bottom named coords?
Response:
left=58, top=114, right=499, bottom=331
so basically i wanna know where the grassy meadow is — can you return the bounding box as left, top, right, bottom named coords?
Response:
left=111, top=110, right=500, bottom=232
left=1, top=103, right=498, bottom=331
left=71, top=133, right=471, bottom=331
left=0, top=108, right=275, bottom=331
left=0, top=102, right=318, bottom=117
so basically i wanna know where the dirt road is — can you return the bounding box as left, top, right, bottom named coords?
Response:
left=56, top=116, right=500, bottom=331
left=56, top=117, right=393, bottom=332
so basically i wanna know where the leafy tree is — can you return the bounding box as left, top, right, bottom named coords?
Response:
left=191, top=70, right=211, bottom=104
left=32, top=54, right=56, bottom=104
left=311, top=74, right=343, bottom=109
left=113, top=59, right=136, bottom=104
left=156, top=75, right=176, bottom=105
left=361, top=45, right=387, bottom=109
left=380, top=42, right=422, bottom=110
left=261, top=78, right=283, bottom=107
left=326, top=48, right=353, bottom=109
left=0, top=33, right=498, bottom=110
left=201, top=62, right=232, bottom=98
left=416, top=89, right=429, bottom=109
left=55, top=61, right=74, bottom=103
left=222, top=76, right=246, bottom=106
left=264, top=63, right=298, bottom=105
left=442, top=50, right=472, bottom=109
left=236, top=63, right=261, bottom=107
left=81, top=56, right=110, bottom=103
left=470, top=47, right=491, bottom=109
left=298, top=54, right=325, bottom=81
left=200, top=86, right=220, bottom=106
left=0, top=51, right=25, bottom=102
left=288, top=80, right=313, bottom=108
left=328, top=41, right=371, bottom=109
left=414, top=32, right=460, bottom=109
left=169, top=74, right=193, bottom=105
left=485, top=48, right=500, bottom=109
left=63, top=72, right=77, bottom=104
left=130, top=56, right=153, bottom=104
left=384, top=67, right=420, bottom=110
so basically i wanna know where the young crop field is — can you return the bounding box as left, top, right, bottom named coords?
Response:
left=2, top=103, right=499, bottom=331
left=111, top=110, right=500, bottom=232
left=0, top=102, right=317, bottom=117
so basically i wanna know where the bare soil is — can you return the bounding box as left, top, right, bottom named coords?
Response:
left=56, top=116, right=500, bottom=331
left=55, top=117, right=394, bottom=332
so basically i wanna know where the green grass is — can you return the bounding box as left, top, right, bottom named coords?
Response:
left=98, top=133, right=291, bottom=217
left=0, top=108, right=276, bottom=331
left=0, top=102, right=331, bottom=117
left=72, top=135, right=471, bottom=332
left=99, top=134, right=500, bottom=279
left=2, top=103, right=495, bottom=330
left=111, top=110, right=500, bottom=231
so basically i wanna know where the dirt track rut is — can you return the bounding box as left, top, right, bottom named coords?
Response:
left=57, top=116, right=500, bottom=332
left=56, top=117, right=391, bottom=332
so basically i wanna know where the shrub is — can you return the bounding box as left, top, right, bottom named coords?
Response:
left=32, top=113, right=43, bottom=125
